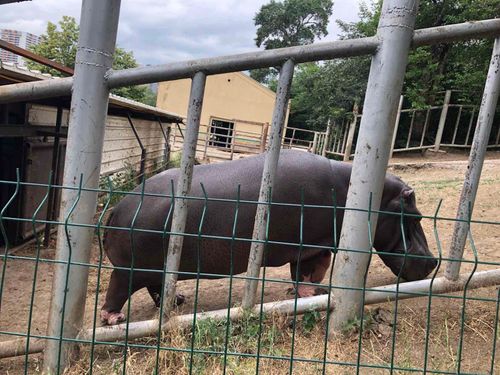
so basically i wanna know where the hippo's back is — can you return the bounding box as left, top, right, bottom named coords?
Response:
left=104, top=150, right=349, bottom=276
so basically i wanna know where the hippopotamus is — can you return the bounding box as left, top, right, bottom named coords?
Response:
left=100, top=150, right=436, bottom=325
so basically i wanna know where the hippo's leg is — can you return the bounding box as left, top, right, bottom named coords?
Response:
left=101, top=269, right=141, bottom=325
left=147, top=285, right=186, bottom=307
left=290, top=250, right=332, bottom=298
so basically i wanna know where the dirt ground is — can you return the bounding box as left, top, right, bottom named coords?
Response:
left=1, top=149, right=500, bottom=374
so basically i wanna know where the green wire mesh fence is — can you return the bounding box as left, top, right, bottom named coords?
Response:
left=0, top=173, right=499, bottom=374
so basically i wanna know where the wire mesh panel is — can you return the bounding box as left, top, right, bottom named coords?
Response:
left=1, top=164, right=499, bottom=374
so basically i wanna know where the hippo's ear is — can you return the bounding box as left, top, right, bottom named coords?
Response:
left=402, top=189, right=414, bottom=199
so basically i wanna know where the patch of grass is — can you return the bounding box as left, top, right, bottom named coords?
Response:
left=342, top=312, right=375, bottom=336
left=186, top=311, right=287, bottom=372
left=99, top=161, right=138, bottom=206
left=302, top=310, right=321, bottom=333
left=168, top=151, right=182, bottom=169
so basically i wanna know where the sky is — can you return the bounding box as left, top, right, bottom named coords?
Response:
left=0, top=0, right=363, bottom=66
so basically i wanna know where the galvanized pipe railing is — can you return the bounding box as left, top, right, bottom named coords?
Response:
left=126, top=113, right=147, bottom=185
left=162, top=71, right=206, bottom=316
left=3, top=267, right=500, bottom=360
left=242, top=59, right=295, bottom=309
left=42, top=0, right=121, bottom=372
left=446, top=37, right=500, bottom=281
left=330, top=0, right=418, bottom=334
left=1, top=20, right=499, bottom=104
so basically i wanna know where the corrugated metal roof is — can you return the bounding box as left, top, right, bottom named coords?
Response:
left=0, top=61, right=184, bottom=123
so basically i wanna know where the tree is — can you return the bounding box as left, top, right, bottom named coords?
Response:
left=336, top=0, right=499, bottom=107
left=289, top=57, right=369, bottom=131
left=250, top=0, right=333, bottom=84
left=27, top=16, right=156, bottom=105
left=289, top=0, right=499, bottom=136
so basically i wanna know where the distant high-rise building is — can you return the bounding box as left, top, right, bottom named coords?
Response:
left=0, top=29, right=40, bottom=66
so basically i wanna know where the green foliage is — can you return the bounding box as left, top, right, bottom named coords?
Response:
left=254, top=0, right=334, bottom=49
left=99, top=162, right=137, bottom=206
left=342, top=313, right=374, bottom=335
left=289, top=59, right=369, bottom=131
left=250, top=0, right=333, bottom=84
left=168, top=151, right=182, bottom=169
left=27, top=16, right=157, bottom=105
left=288, top=0, right=499, bottom=135
left=301, top=310, right=321, bottom=333
left=26, top=16, right=79, bottom=76
left=335, top=0, right=498, bottom=107
left=188, top=312, right=286, bottom=372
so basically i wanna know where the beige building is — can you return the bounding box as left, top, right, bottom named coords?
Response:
left=156, top=71, right=290, bottom=154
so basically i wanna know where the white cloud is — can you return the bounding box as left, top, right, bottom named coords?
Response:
left=0, top=0, right=363, bottom=66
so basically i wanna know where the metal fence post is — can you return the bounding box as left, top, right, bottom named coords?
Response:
left=242, top=59, right=294, bottom=309
left=390, top=95, right=404, bottom=158
left=343, top=102, right=359, bottom=161
left=43, top=0, right=121, bottom=372
left=329, top=0, right=418, bottom=335
left=322, top=119, right=332, bottom=157
left=434, top=90, right=452, bottom=151
left=445, top=37, right=500, bottom=281
left=127, top=113, right=146, bottom=183
left=157, top=118, right=171, bottom=166
left=311, top=132, right=319, bottom=154
left=162, top=71, right=206, bottom=316
left=230, top=129, right=236, bottom=160
left=43, top=106, right=63, bottom=248
left=260, top=122, right=269, bottom=153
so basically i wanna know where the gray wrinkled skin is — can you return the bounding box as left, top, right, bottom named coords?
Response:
left=101, top=150, right=436, bottom=321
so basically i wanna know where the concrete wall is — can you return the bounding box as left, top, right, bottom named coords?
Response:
left=156, top=72, right=290, bottom=148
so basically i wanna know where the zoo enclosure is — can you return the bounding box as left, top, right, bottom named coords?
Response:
left=0, top=0, right=499, bottom=373
left=0, top=62, right=183, bottom=247
left=284, top=91, right=500, bottom=161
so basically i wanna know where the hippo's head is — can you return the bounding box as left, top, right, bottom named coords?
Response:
left=373, top=177, right=437, bottom=281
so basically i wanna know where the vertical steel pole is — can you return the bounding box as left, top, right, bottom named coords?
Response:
left=157, top=119, right=170, bottom=166
left=343, top=103, right=359, bottom=161
left=445, top=37, right=500, bottom=281
left=389, top=95, right=404, bottom=157
left=434, top=90, right=452, bottom=151
left=203, top=124, right=210, bottom=159
left=464, top=108, right=475, bottom=146
left=43, top=0, right=121, bottom=372
left=420, top=109, right=431, bottom=148
left=312, top=132, right=319, bottom=154
left=127, top=113, right=146, bottom=183
left=451, top=106, right=463, bottom=145
left=290, top=128, right=296, bottom=147
left=230, top=129, right=236, bottom=160
left=341, top=120, right=348, bottom=154
left=162, top=71, right=206, bottom=316
left=322, top=119, right=332, bottom=157
left=329, top=0, right=418, bottom=335
left=43, top=106, right=63, bottom=248
left=242, top=59, right=294, bottom=309
left=260, top=122, right=269, bottom=153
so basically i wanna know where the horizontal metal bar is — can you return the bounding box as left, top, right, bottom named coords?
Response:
left=106, top=19, right=500, bottom=88
left=106, top=38, right=378, bottom=88
left=1, top=19, right=499, bottom=105
left=0, top=39, right=74, bottom=76
left=413, top=19, right=500, bottom=47
left=0, top=77, right=73, bottom=104
left=392, top=145, right=434, bottom=152
left=2, top=268, right=499, bottom=359
left=0, top=124, right=68, bottom=137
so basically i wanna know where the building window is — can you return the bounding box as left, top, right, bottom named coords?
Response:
left=209, top=119, right=234, bottom=149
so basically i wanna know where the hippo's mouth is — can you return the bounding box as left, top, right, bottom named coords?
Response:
left=386, top=244, right=437, bottom=282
